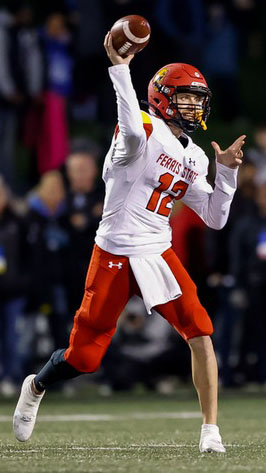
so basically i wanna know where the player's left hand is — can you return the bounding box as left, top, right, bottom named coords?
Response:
left=211, top=135, right=246, bottom=169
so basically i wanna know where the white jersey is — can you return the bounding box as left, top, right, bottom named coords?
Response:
left=95, top=64, right=238, bottom=257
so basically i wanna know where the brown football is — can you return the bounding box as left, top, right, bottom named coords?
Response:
left=110, top=15, right=151, bottom=58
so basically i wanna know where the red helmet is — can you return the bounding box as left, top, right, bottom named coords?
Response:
left=147, top=63, right=212, bottom=133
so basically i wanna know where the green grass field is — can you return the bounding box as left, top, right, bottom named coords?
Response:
left=0, top=388, right=266, bottom=473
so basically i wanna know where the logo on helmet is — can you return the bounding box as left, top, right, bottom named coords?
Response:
left=153, top=67, right=168, bottom=92
left=194, top=72, right=201, bottom=78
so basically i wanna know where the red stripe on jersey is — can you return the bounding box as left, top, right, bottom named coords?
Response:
left=143, top=122, right=153, bottom=140
left=114, top=124, right=120, bottom=140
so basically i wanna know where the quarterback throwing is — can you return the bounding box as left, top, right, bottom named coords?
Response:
left=13, top=31, right=245, bottom=453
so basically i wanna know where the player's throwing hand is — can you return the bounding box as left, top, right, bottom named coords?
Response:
left=104, top=32, right=134, bottom=66
left=211, top=135, right=246, bottom=169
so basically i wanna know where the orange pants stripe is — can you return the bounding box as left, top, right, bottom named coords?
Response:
left=64, top=244, right=213, bottom=372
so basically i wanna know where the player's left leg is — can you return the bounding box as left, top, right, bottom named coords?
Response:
left=188, top=336, right=218, bottom=424
left=187, top=336, right=225, bottom=453
left=155, top=247, right=225, bottom=453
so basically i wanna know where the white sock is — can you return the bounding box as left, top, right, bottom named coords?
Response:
left=201, top=424, right=219, bottom=433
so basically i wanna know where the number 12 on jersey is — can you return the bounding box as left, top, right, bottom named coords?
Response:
left=146, top=172, right=188, bottom=217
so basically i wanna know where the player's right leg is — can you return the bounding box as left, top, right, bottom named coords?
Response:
left=13, top=245, right=135, bottom=442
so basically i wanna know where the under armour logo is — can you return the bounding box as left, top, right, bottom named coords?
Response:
left=189, top=158, right=196, bottom=166
left=108, top=261, right=123, bottom=269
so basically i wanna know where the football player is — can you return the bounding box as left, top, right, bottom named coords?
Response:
left=13, top=32, right=245, bottom=453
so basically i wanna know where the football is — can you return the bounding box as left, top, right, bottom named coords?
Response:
left=110, top=15, right=151, bottom=58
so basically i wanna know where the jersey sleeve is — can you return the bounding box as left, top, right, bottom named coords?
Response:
left=109, top=64, right=148, bottom=166
left=182, top=160, right=238, bottom=230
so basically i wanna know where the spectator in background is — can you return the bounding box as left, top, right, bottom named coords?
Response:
left=154, top=0, right=205, bottom=66
left=202, top=2, right=240, bottom=121
left=0, top=3, right=43, bottom=191
left=64, top=146, right=104, bottom=313
left=72, top=0, right=105, bottom=122
left=25, top=171, right=70, bottom=350
left=35, top=11, right=73, bottom=175
left=229, top=182, right=266, bottom=386
left=204, top=161, right=256, bottom=386
left=229, top=0, right=258, bottom=57
left=206, top=161, right=256, bottom=284
left=246, top=125, right=266, bottom=184
left=0, top=176, right=28, bottom=396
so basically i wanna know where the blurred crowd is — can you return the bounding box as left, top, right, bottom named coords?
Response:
left=0, top=0, right=266, bottom=396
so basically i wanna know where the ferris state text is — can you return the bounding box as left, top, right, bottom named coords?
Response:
left=156, top=153, right=198, bottom=184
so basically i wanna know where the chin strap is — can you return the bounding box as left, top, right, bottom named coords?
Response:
left=141, top=100, right=161, bottom=116
left=195, top=110, right=207, bottom=131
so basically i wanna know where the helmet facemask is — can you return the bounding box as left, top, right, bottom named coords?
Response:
left=156, top=83, right=211, bottom=133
